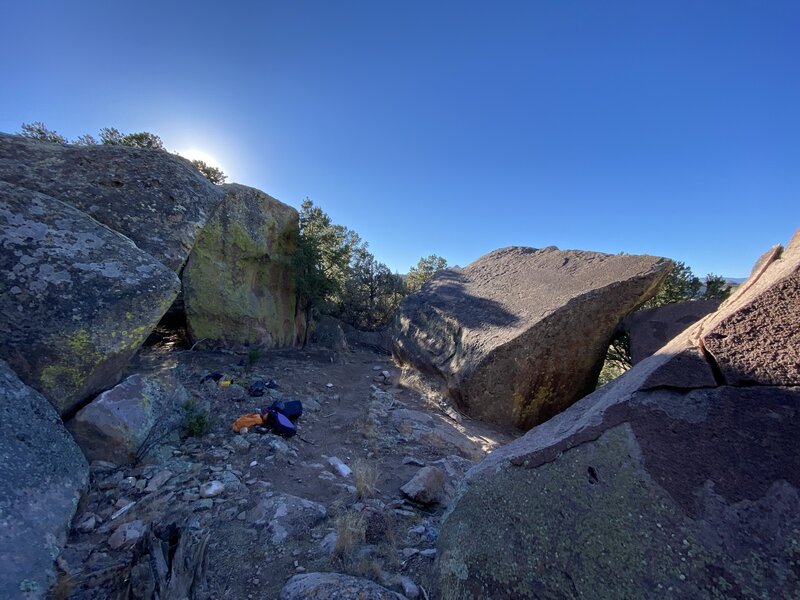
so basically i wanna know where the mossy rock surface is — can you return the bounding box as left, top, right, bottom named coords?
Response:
left=0, top=181, right=180, bottom=414
left=183, top=183, right=299, bottom=349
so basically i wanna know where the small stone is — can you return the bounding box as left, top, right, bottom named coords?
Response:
left=199, top=481, right=225, bottom=498
left=144, top=469, right=172, bottom=492
left=270, top=438, right=290, bottom=454
left=193, top=499, right=214, bottom=511
left=327, top=457, right=352, bottom=478
left=402, top=456, right=425, bottom=467
left=77, top=515, right=97, bottom=533
left=240, top=427, right=249, bottom=435
left=400, top=467, right=446, bottom=505
left=325, top=383, right=334, bottom=388
left=420, top=548, right=436, bottom=558
left=108, top=520, right=145, bottom=550
left=232, top=436, right=251, bottom=452
left=250, top=460, right=258, bottom=467
left=400, top=576, right=420, bottom=599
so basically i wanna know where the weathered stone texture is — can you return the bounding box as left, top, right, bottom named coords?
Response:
left=0, top=181, right=180, bottom=414
left=436, top=230, right=800, bottom=600
left=183, top=184, right=299, bottom=349
left=623, top=298, right=721, bottom=364
left=66, top=371, right=189, bottom=464
left=0, top=133, right=224, bottom=272
left=393, top=246, right=671, bottom=429
left=0, top=360, right=88, bottom=599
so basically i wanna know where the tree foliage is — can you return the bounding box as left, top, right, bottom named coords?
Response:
left=19, top=121, right=68, bottom=144
left=17, top=122, right=225, bottom=184
left=190, top=159, right=227, bottom=184
left=406, top=254, right=449, bottom=292
left=294, top=199, right=405, bottom=340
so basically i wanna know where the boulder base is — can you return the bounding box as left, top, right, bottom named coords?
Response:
left=0, top=360, right=88, bottom=599
left=393, top=246, right=671, bottom=429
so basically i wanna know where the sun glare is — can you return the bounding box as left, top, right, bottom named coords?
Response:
left=178, top=148, right=223, bottom=169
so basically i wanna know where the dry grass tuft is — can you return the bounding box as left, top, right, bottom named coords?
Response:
left=51, top=572, right=73, bottom=600
left=353, top=459, right=379, bottom=499
left=333, top=510, right=367, bottom=559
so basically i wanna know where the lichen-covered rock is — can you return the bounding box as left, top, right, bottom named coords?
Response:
left=400, top=466, right=446, bottom=505
left=0, top=182, right=180, bottom=414
left=183, top=184, right=299, bottom=349
left=0, top=360, right=88, bottom=599
left=66, top=371, right=189, bottom=464
left=436, top=231, right=800, bottom=599
left=280, top=573, right=407, bottom=600
left=623, top=298, right=721, bottom=364
left=0, top=133, right=225, bottom=272
left=393, top=246, right=671, bottom=429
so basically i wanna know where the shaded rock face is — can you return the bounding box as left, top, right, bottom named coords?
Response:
left=0, top=360, right=89, bottom=599
left=280, top=572, right=408, bottom=600
left=0, top=181, right=180, bottom=415
left=623, top=299, right=721, bottom=364
left=0, top=133, right=224, bottom=272
left=183, top=184, right=299, bottom=349
left=393, top=246, right=671, bottom=429
left=67, top=371, right=189, bottom=464
left=436, top=231, right=800, bottom=599
left=341, top=321, right=393, bottom=355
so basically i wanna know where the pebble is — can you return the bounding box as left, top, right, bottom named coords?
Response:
left=402, top=456, right=425, bottom=466
left=249, top=460, right=258, bottom=467
left=144, top=470, right=173, bottom=493
left=108, top=520, right=145, bottom=550
left=400, top=576, right=420, bottom=599
left=199, top=481, right=225, bottom=498
left=420, top=548, right=437, bottom=558
left=327, top=457, right=352, bottom=478
left=232, top=436, right=251, bottom=452
left=325, top=383, right=334, bottom=388
left=193, top=499, right=214, bottom=511
left=77, top=515, right=97, bottom=533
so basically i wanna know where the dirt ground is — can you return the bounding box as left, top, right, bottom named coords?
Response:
left=56, top=335, right=515, bottom=599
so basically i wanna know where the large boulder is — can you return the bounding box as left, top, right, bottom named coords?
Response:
left=436, top=231, right=800, bottom=599
left=623, top=298, right=721, bottom=364
left=66, top=371, right=189, bottom=465
left=393, top=246, right=671, bottom=429
left=0, top=134, right=225, bottom=272
left=0, top=360, right=89, bottom=599
left=183, top=184, right=299, bottom=349
left=0, top=181, right=180, bottom=414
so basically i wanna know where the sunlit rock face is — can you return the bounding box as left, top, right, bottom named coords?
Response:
left=183, top=183, right=300, bottom=350
left=393, top=246, right=671, bottom=429
left=436, top=231, right=800, bottom=600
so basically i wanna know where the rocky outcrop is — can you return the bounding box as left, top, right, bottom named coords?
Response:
left=393, top=246, right=671, bottom=429
left=623, top=298, right=721, bottom=364
left=280, top=573, right=407, bottom=600
left=67, top=371, right=189, bottom=464
left=183, top=184, right=299, bottom=349
left=341, top=321, right=392, bottom=355
left=436, top=232, right=800, bottom=599
left=0, top=360, right=89, bottom=599
left=0, top=133, right=224, bottom=272
left=0, top=181, right=180, bottom=415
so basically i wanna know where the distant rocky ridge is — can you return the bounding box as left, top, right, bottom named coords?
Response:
left=436, top=230, right=800, bottom=598
left=393, top=246, right=671, bottom=429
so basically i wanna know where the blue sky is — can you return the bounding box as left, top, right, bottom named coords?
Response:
left=2, top=1, right=798, bottom=277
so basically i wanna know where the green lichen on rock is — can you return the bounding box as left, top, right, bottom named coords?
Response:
left=183, top=183, right=299, bottom=349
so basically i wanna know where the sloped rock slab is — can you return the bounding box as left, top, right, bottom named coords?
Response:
left=623, top=299, right=721, bottom=364
left=0, top=181, right=180, bottom=414
left=0, top=360, right=88, bottom=599
left=0, top=133, right=224, bottom=272
left=280, top=572, right=407, bottom=600
left=436, top=231, right=800, bottom=599
left=393, top=246, right=670, bottom=428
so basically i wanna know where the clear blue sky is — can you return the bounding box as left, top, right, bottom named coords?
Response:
left=2, top=1, right=798, bottom=277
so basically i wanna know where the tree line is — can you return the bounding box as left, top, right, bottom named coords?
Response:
left=17, top=121, right=226, bottom=184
